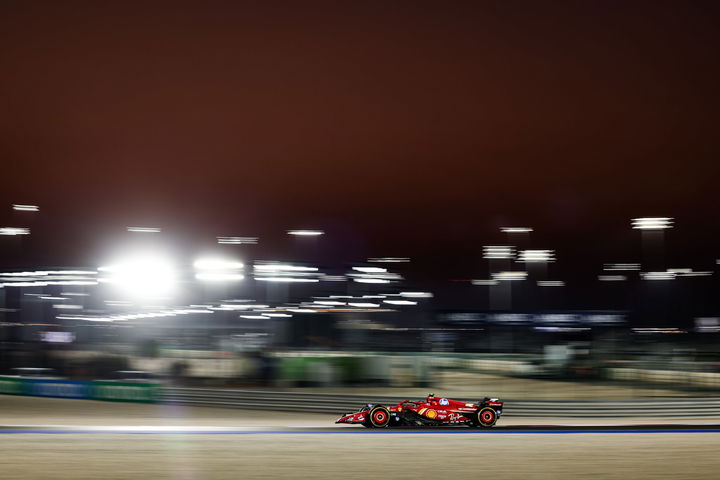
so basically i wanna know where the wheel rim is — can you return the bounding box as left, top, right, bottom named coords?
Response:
left=480, top=409, right=495, bottom=424
left=373, top=411, right=386, bottom=424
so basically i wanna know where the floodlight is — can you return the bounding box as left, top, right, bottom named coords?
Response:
left=491, top=271, right=528, bottom=281
left=98, top=256, right=177, bottom=298
left=599, top=275, right=627, bottom=281
left=217, top=236, right=258, bottom=244
left=517, top=250, right=555, bottom=263
left=287, top=230, right=324, bottom=236
left=12, top=204, right=39, bottom=212
left=631, top=217, right=673, bottom=230
left=255, top=277, right=319, bottom=283
left=501, top=227, right=533, bottom=233
left=195, top=272, right=245, bottom=281
left=483, top=246, right=515, bottom=259
left=367, top=257, right=410, bottom=263
left=641, top=271, right=676, bottom=280
left=352, top=266, right=387, bottom=273
left=0, top=227, right=30, bottom=235
left=603, top=263, right=640, bottom=271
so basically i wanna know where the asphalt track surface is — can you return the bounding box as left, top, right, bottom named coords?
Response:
left=3, top=397, right=720, bottom=479
left=4, top=429, right=720, bottom=480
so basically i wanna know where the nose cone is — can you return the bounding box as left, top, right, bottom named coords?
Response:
left=336, top=413, right=354, bottom=424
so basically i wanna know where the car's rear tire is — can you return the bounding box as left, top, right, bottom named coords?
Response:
left=367, top=405, right=390, bottom=428
left=475, top=407, right=497, bottom=428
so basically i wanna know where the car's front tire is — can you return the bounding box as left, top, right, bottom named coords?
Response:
left=366, top=405, right=390, bottom=428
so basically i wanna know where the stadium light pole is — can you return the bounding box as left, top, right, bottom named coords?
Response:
left=193, top=257, right=245, bottom=303
left=516, top=250, right=555, bottom=311
left=500, top=226, right=532, bottom=251
left=632, top=217, right=673, bottom=272
left=483, top=246, right=515, bottom=311
left=496, top=227, right=533, bottom=311
left=517, top=249, right=555, bottom=279
left=632, top=217, right=674, bottom=328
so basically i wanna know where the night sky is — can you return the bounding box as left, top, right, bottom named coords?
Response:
left=1, top=1, right=719, bottom=303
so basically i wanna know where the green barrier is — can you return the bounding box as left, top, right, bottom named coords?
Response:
left=90, top=381, right=159, bottom=403
left=276, top=357, right=366, bottom=385
left=0, top=377, right=159, bottom=403
left=0, top=376, right=26, bottom=395
left=335, top=357, right=362, bottom=383
left=278, top=357, right=308, bottom=383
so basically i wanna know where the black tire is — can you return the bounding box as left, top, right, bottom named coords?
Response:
left=475, top=407, right=498, bottom=428
left=367, top=405, right=391, bottom=428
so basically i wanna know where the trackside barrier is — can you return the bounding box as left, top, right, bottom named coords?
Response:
left=3, top=378, right=719, bottom=416
left=0, top=376, right=159, bottom=403
left=160, top=387, right=720, bottom=418
left=28, top=379, right=90, bottom=399
left=91, top=381, right=159, bottom=403
left=0, top=376, right=25, bottom=395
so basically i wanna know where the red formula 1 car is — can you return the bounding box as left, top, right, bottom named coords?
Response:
left=336, top=393, right=503, bottom=428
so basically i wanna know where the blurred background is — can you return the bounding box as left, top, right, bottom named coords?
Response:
left=1, top=214, right=719, bottom=402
